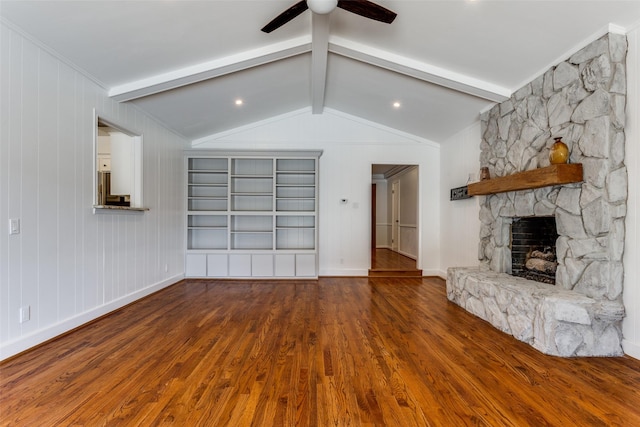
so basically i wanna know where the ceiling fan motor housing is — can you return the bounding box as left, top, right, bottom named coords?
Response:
left=307, top=0, right=338, bottom=14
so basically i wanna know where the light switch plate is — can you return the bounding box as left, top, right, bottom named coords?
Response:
left=9, top=218, right=20, bottom=235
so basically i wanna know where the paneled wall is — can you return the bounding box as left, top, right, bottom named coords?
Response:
left=623, top=26, right=640, bottom=359
left=0, top=22, right=187, bottom=359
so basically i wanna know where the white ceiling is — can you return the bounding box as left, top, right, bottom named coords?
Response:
left=2, top=0, right=639, bottom=142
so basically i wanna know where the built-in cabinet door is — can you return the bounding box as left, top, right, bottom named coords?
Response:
left=296, top=254, right=316, bottom=277
left=229, top=254, right=252, bottom=277
left=185, top=254, right=207, bottom=277
left=252, top=254, right=274, bottom=277
left=207, top=254, right=228, bottom=277
left=275, top=254, right=296, bottom=277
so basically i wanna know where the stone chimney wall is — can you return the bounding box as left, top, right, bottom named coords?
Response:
left=478, top=33, right=628, bottom=304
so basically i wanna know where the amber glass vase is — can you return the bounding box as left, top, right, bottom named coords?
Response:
left=549, top=137, right=569, bottom=164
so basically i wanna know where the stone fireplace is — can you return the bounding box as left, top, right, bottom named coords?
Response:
left=447, top=33, right=628, bottom=357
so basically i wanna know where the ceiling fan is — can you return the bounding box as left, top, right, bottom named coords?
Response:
left=261, top=0, right=397, bottom=33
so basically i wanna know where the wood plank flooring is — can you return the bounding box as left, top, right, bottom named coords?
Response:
left=369, top=248, right=422, bottom=277
left=2, top=277, right=640, bottom=426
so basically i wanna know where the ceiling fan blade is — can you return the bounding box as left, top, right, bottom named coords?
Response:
left=337, top=0, right=397, bottom=24
left=261, top=0, right=309, bottom=33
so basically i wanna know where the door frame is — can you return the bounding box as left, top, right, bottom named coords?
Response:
left=391, top=180, right=400, bottom=252
left=371, top=183, right=376, bottom=249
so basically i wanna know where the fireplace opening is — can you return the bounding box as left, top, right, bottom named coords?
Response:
left=510, top=216, right=558, bottom=285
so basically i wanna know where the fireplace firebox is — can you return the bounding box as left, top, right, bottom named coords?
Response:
left=510, top=217, right=558, bottom=285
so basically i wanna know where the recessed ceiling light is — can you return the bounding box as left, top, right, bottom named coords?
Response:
left=392, top=101, right=401, bottom=109
left=235, top=99, right=243, bottom=106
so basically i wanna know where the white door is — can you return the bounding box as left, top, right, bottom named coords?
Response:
left=392, top=180, right=400, bottom=252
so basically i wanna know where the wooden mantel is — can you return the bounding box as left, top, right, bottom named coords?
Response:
left=467, top=164, right=583, bottom=196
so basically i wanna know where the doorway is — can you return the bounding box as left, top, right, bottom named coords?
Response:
left=370, top=164, right=421, bottom=276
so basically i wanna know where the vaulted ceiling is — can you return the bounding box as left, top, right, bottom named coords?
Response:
left=1, top=1, right=639, bottom=143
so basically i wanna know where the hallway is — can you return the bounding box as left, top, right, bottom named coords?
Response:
left=369, top=248, right=422, bottom=277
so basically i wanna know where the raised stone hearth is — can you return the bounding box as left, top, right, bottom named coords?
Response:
left=448, top=267, right=624, bottom=356
left=447, top=33, right=628, bottom=357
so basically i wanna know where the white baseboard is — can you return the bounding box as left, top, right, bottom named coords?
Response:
left=0, top=274, right=184, bottom=361
left=623, top=339, right=640, bottom=360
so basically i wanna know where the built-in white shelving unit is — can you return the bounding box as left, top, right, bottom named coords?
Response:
left=185, top=150, right=321, bottom=278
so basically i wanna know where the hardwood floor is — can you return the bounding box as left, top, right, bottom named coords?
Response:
left=2, top=277, right=640, bottom=426
left=369, top=248, right=422, bottom=277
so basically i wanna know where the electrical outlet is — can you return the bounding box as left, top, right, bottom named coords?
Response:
left=19, top=305, right=30, bottom=323
left=164, top=264, right=168, bottom=272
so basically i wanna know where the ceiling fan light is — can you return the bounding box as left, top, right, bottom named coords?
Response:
left=307, top=0, right=338, bottom=14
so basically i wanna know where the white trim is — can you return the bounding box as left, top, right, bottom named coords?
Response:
left=375, top=245, right=393, bottom=250
left=109, top=36, right=312, bottom=102
left=329, top=36, right=511, bottom=103
left=0, top=275, right=184, bottom=361
left=185, top=148, right=323, bottom=158
left=608, top=23, right=629, bottom=35
left=623, top=26, right=639, bottom=362
left=628, top=19, right=640, bottom=32
left=396, top=250, right=417, bottom=260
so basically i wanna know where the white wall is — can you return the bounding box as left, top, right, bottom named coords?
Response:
left=193, top=109, right=441, bottom=276
left=438, top=122, right=482, bottom=277
left=623, top=26, right=640, bottom=359
left=0, top=22, right=187, bottom=360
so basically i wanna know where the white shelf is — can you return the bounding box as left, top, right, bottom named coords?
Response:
left=185, top=151, right=320, bottom=278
